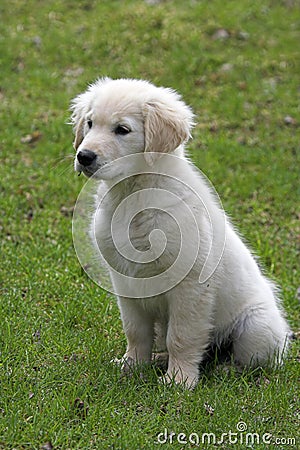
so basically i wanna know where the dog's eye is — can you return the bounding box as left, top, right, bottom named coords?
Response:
left=87, top=119, right=93, bottom=129
left=114, top=125, right=131, bottom=135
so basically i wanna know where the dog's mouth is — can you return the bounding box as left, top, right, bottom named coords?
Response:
left=75, top=159, right=109, bottom=178
left=75, top=154, right=130, bottom=181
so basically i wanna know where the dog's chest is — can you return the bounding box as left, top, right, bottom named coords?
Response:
left=93, top=180, right=182, bottom=276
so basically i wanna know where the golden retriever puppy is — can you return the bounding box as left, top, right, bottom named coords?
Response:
left=71, top=78, right=290, bottom=389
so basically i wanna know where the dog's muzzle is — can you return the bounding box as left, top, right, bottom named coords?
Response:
left=77, top=149, right=97, bottom=167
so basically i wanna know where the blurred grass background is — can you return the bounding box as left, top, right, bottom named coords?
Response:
left=0, top=0, right=299, bottom=448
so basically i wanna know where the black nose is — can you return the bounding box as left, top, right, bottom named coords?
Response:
left=77, top=149, right=97, bottom=166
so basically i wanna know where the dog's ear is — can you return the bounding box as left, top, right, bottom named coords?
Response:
left=70, top=92, right=89, bottom=150
left=73, top=115, right=85, bottom=150
left=143, top=97, right=194, bottom=165
left=70, top=78, right=112, bottom=150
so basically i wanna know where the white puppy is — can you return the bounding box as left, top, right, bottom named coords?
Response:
left=71, top=78, right=290, bottom=388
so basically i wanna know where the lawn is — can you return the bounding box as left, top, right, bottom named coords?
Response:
left=0, top=0, right=299, bottom=448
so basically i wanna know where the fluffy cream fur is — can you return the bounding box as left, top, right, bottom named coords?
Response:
left=71, top=78, right=290, bottom=389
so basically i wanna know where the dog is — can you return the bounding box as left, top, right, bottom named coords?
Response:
left=71, top=78, right=290, bottom=389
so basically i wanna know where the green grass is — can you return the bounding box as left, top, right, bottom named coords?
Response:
left=0, top=0, right=299, bottom=448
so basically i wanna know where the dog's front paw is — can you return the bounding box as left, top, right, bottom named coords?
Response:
left=112, top=355, right=136, bottom=375
left=112, top=355, right=149, bottom=380
left=159, top=368, right=198, bottom=390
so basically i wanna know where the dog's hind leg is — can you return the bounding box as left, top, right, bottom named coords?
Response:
left=232, top=306, right=290, bottom=368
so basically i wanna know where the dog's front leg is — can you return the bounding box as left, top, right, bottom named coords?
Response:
left=164, top=283, right=214, bottom=389
left=117, top=297, right=154, bottom=373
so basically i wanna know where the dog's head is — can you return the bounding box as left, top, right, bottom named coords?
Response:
left=70, top=78, right=195, bottom=178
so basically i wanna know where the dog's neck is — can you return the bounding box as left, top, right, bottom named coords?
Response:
left=98, top=149, right=192, bottom=211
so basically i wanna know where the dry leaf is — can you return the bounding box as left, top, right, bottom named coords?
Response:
left=284, top=115, right=296, bottom=125
left=41, top=442, right=53, bottom=450
left=204, top=401, right=215, bottom=416
left=60, top=205, right=74, bottom=217
left=21, top=131, right=42, bottom=144
left=73, top=398, right=89, bottom=419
